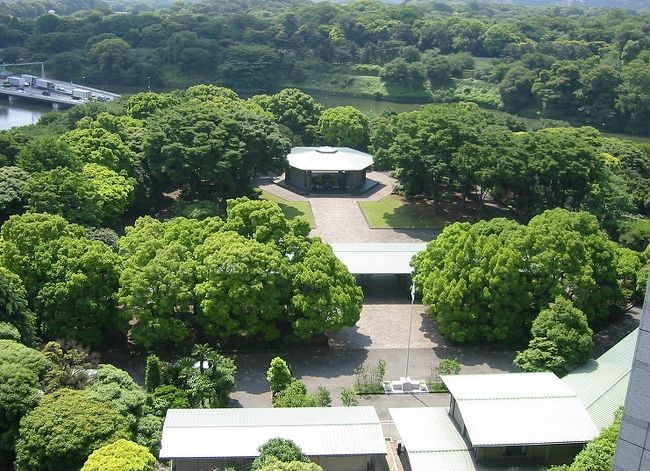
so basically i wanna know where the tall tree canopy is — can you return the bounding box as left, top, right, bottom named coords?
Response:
left=413, top=209, right=628, bottom=344
left=15, top=389, right=131, bottom=471
left=1, top=213, right=121, bottom=347
left=118, top=198, right=361, bottom=351
left=143, top=98, right=290, bottom=199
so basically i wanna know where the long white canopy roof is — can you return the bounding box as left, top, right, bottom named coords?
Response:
left=331, top=243, right=427, bottom=274
left=159, top=407, right=386, bottom=459
left=443, top=372, right=598, bottom=447
left=288, top=146, right=373, bottom=171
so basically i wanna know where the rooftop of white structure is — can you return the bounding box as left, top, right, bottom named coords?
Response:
left=389, top=408, right=547, bottom=471
left=563, top=328, right=638, bottom=429
left=159, top=407, right=386, bottom=459
left=330, top=243, right=427, bottom=274
left=287, top=146, right=373, bottom=171
left=442, top=372, right=599, bottom=447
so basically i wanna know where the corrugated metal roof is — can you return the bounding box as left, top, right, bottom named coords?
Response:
left=389, top=408, right=548, bottom=471
left=408, top=451, right=546, bottom=471
left=459, top=397, right=598, bottom=446
left=288, top=147, right=373, bottom=171
left=159, top=407, right=386, bottom=459
left=330, top=243, right=427, bottom=274
left=562, top=328, right=637, bottom=429
left=442, top=372, right=576, bottom=400
left=389, top=408, right=467, bottom=452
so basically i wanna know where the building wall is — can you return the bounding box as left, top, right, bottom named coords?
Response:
left=314, top=455, right=369, bottom=471
left=287, top=166, right=308, bottom=191
left=475, top=444, right=584, bottom=465
left=613, top=277, right=650, bottom=471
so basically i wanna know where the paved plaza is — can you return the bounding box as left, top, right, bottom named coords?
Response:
left=258, top=171, right=439, bottom=243
left=230, top=174, right=518, bottom=412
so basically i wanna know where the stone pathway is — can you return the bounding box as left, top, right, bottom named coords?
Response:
left=257, top=172, right=439, bottom=243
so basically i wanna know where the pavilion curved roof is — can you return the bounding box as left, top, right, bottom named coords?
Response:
left=287, top=146, right=373, bottom=171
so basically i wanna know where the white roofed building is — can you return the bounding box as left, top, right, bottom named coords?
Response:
left=390, top=372, right=598, bottom=470
left=285, top=146, right=374, bottom=194
left=159, top=406, right=386, bottom=471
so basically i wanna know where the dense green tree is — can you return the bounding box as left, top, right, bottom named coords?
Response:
left=412, top=219, right=531, bottom=342
left=21, top=168, right=99, bottom=226
left=62, top=127, right=136, bottom=174
left=127, top=92, right=177, bottom=121
left=144, top=101, right=290, bottom=199
left=0, top=268, right=36, bottom=346
left=86, top=365, right=162, bottom=452
left=616, top=59, right=650, bottom=134
left=15, top=136, right=79, bottom=173
left=15, top=389, right=131, bottom=471
left=252, top=88, right=323, bottom=145
left=289, top=240, right=362, bottom=338
left=0, top=365, right=41, bottom=468
left=0, top=166, right=30, bottom=220
left=80, top=439, right=156, bottom=471
left=33, top=235, right=122, bottom=347
left=498, top=66, right=536, bottom=112
left=578, top=65, right=622, bottom=129
left=252, top=438, right=308, bottom=470
left=222, top=197, right=310, bottom=254
left=386, top=103, right=487, bottom=200
left=532, top=62, right=582, bottom=114
left=220, top=43, right=284, bottom=91
left=267, top=357, right=293, bottom=397
left=0, top=340, right=51, bottom=381
left=381, top=58, right=426, bottom=91
left=273, top=380, right=330, bottom=408
left=0, top=213, right=86, bottom=298
left=422, top=53, right=453, bottom=87
left=318, top=106, right=369, bottom=149
left=511, top=209, right=624, bottom=324
left=256, top=458, right=324, bottom=471
left=118, top=216, right=222, bottom=350
left=86, top=365, right=147, bottom=429
left=148, top=385, right=190, bottom=417
left=88, top=38, right=132, bottom=81
left=195, top=231, right=291, bottom=341
left=144, top=355, right=161, bottom=393
left=414, top=209, right=626, bottom=344
left=482, top=23, right=522, bottom=56
left=514, top=297, right=593, bottom=376
left=40, top=341, right=95, bottom=393
left=81, top=163, right=136, bottom=224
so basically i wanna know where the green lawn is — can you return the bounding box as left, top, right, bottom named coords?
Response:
left=603, top=132, right=650, bottom=145
left=360, top=194, right=511, bottom=229
left=259, top=190, right=315, bottom=228
left=359, top=195, right=446, bottom=229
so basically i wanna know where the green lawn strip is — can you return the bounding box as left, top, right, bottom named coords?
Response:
left=259, top=190, right=315, bottom=228
left=603, top=132, right=650, bottom=145
left=359, top=195, right=446, bottom=229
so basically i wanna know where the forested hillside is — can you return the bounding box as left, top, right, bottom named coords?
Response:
left=0, top=0, right=648, bottom=134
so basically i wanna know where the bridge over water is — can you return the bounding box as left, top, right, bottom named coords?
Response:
left=0, top=68, right=121, bottom=108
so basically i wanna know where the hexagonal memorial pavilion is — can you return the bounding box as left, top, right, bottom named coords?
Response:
left=285, top=146, right=373, bottom=194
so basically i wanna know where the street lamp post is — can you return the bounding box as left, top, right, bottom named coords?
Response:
left=405, top=280, right=415, bottom=379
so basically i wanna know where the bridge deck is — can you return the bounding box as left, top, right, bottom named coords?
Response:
left=0, top=77, right=120, bottom=106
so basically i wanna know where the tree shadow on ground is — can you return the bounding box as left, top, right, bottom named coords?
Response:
left=592, top=308, right=641, bottom=357
left=420, top=315, right=519, bottom=372
left=385, top=193, right=514, bottom=233
left=231, top=347, right=370, bottom=395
